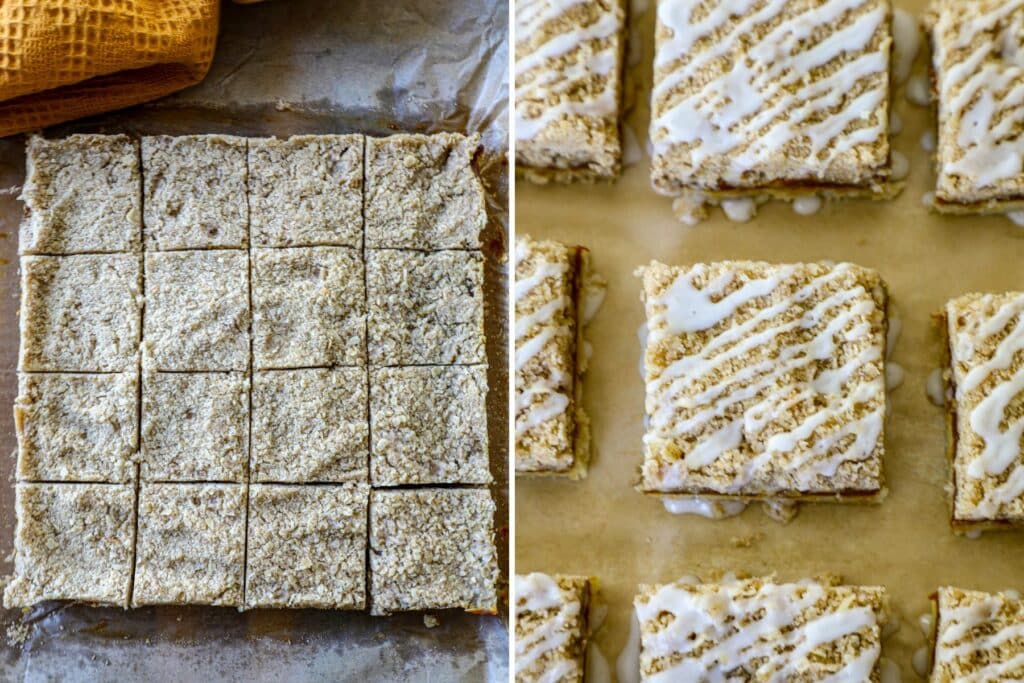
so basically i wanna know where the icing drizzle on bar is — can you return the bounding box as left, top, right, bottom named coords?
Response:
left=515, top=237, right=574, bottom=442
left=950, top=293, right=1024, bottom=517
left=515, top=573, right=584, bottom=681
left=651, top=0, right=889, bottom=185
left=515, top=0, right=621, bottom=142
left=935, top=588, right=1024, bottom=680
left=933, top=0, right=1024, bottom=193
left=636, top=578, right=882, bottom=681
left=643, top=262, right=885, bottom=494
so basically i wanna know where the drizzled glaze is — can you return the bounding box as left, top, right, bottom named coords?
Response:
left=515, top=573, right=586, bottom=682
left=642, top=262, right=885, bottom=495
left=515, top=0, right=623, bottom=142
left=651, top=0, right=891, bottom=187
left=931, top=0, right=1024, bottom=197
left=934, top=587, right=1024, bottom=681
left=636, top=578, right=883, bottom=681
left=949, top=293, right=1024, bottom=518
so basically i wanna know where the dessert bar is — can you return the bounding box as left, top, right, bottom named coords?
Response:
left=930, top=586, right=1024, bottom=681
left=514, top=573, right=592, bottom=683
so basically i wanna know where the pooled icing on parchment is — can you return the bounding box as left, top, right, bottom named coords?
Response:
left=515, top=0, right=622, bottom=142
left=651, top=0, right=890, bottom=185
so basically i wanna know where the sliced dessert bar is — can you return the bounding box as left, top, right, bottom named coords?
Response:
left=20, top=134, right=141, bottom=254
left=514, top=573, right=592, bottom=683
left=515, top=0, right=626, bottom=183
left=638, top=261, right=887, bottom=503
left=3, top=483, right=136, bottom=608
left=515, top=235, right=593, bottom=477
left=925, top=0, right=1024, bottom=214
left=943, top=292, right=1024, bottom=532
left=635, top=576, right=888, bottom=681
left=930, top=586, right=1024, bottom=681
left=650, top=0, right=896, bottom=222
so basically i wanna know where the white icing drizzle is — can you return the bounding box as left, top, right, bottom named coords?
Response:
left=515, top=0, right=621, bottom=142
left=616, top=612, right=642, bottom=683
left=890, top=151, right=910, bottom=181
left=933, top=1, right=1024, bottom=191
left=651, top=0, right=890, bottom=185
left=921, top=129, right=936, bottom=153
left=935, top=590, right=1024, bottom=680
left=905, top=75, right=932, bottom=106
left=721, top=198, right=757, bottom=223
left=662, top=496, right=747, bottom=519
left=514, top=239, right=575, bottom=441
left=927, top=368, right=947, bottom=406
left=793, top=196, right=824, bottom=216
left=622, top=123, right=644, bottom=167
left=953, top=293, right=1024, bottom=516
left=892, top=8, right=921, bottom=85
left=912, top=647, right=931, bottom=677
left=889, top=110, right=903, bottom=136
left=879, top=657, right=903, bottom=683
left=886, top=363, right=905, bottom=390
left=586, top=641, right=612, bottom=683
left=1009, top=210, right=1024, bottom=226
left=637, top=580, right=881, bottom=681
left=514, top=573, right=584, bottom=679
left=919, top=611, right=935, bottom=636
left=644, top=263, right=885, bottom=493
left=922, top=191, right=936, bottom=207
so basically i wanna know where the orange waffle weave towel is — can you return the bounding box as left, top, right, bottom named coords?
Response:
left=0, top=0, right=220, bottom=137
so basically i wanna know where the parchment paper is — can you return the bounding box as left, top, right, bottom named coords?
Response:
left=516, top=0, right=1024, bottom=679
left=0, top=1, right=509, bottom=680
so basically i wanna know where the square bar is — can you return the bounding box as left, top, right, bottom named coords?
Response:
left=650, top=0, right=895, bottom=221
left=19, top=254, right=142, bottom=372
left=638, top=261, right=887, bottom=501
left=365, top=133, right=486, bottom=249
left=635, top=576, right=888, bottom=680
left=252, top=247, right=366, bottom=369
left=366, top=249, right=486, bottom=365
left=248, top=135, right=364, bottom=248
left=514, top=0, right=626, bottom=183
left=370, top=365, right=490, bottom=486
left=925, top=0, right=1024, bottom=213
left=15, top=372, right=137, bottom=483
left=245, top=484, right=368, bottom=609
left=144, top=250, right=250, bottom=371
left=141, top=371, right=249, bottom=482
left=931, top=586, right=1024, bottom=681
left=133, top=483, right=246, bottom=607
left=3, top=483, right=135, bottom=608
left=514, top=573, right=592, bottom=683
left=20, top=134, right=141, bottom=254
left=515, top=235, right=589, bottom=477
left=369, top=488, right=498, bottom=615
left=251, top=368, right=368, bottom=483
left=944, top=292, right=1024, bottom=531
left=141, top=135, right=249, bottom=250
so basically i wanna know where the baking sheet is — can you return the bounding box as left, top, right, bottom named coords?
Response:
left=515, top=0, right=1024, bottom=679
left=0, top=1, right=509, bottom=680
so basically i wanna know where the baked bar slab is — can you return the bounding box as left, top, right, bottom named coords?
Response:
left=20, top=134, right=141, bottom=254
left=251, top=368, right=368, bottom=483
left=514, top=573, right=591, bottom=683
left=144, top=250, right=250, bottom=371
left=369, top=488, right=498, bottom=615
left=515, top=0, right=626, bottom=183
left=141, top=371, right=249, bottom=482
left=16, top=373, right=138, bottom=483
left=945, top=292, right=1024, bottom=529
left=650, top=0, right=893, bottom=197
left=635, top=576, right=887, bottom=681
left=3, top=483, right=135, bottom=608
left=926, top=0, right=1024, bottom=212
left=248, top=135, right=364, bottom=248
left=246, top=484, right=368, bottom=610
left=515, top=235, right=584, bottom=475
left=19, top=254, right=142, bottom=372
left=370, top=365, right=490, bottom=486
left=133, top=483, right=246, bottom=607
left=931, top=586, right=1024, bottom=681
left=252, top=247, right=366, bottom=369
left=367, top=249, right=486, bottom=365
left=365, top=133, right=485, bottom=249
left=638, top=261, right=887, bottom=499
left=142, top=135, right=249, bottom=250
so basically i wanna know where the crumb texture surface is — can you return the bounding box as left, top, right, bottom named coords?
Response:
left=932, top=586, right=1024, bottom=682
left=369, top=489, right=497, bottom=615
left=20, top=134, right=141, bottom=254
left=639, top=260, right=887, bottom=497
left=514, top=573, right=589, bottom=683
left=4, top=484, right=135, bottom=608
left=635, top=576, right=886, bottom=681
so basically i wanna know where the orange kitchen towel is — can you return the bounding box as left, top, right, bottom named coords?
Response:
left=0, top=0, right=220, bottom=138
